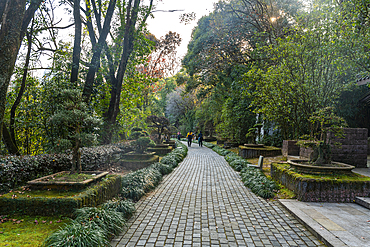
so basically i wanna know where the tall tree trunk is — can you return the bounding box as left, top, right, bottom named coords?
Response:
left=10, top=21, right=34, bottom=147
left=0, top=0, right=27, bottom=145
left=70, top=0, right=82, bottom=85
left=103, top=0, right=154, bottom=128
left=82, top=0, right=117, bottom=103
left=104, top=0, right=141, bottom=124
left=0, top=0, right=42, bottom=147
left=2, top=125, right=19, bottom=155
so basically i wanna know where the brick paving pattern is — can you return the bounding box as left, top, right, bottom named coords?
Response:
left=111, top=145, right=325, bottom=247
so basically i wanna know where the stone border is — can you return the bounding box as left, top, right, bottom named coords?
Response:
left=288, top=160, right=355, bottom=175
left=27, top=171, right=109, bottom=190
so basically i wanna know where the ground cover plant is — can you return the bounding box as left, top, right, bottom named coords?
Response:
left=203, top=141, right=278, bottom=199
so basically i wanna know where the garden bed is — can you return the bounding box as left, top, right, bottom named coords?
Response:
left=271, top=162, right=370, bottom=202
left=0, top=175, right=122, bottom=216
left=27, top=171, right=109, bottom=191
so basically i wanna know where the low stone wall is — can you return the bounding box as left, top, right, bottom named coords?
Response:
left=282, top=140, right=300, bottom=156
left=299, top=128, right=368, bottom=168
left=271, top=163, right=370, bottom=202
left=239, top=146, right=281, bottom=159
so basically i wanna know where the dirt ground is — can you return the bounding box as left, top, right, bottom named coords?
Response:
left=246, top=155, right=286, bottom=169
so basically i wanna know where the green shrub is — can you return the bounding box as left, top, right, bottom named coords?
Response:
left=230, top=159, right=250, bottom=172
left=43, top=220, right=108, bottom=247
left=240, top=167, right=279, bottom=199
left=160, top=155, right=178, bottom=168
left=203, top=142, right=215, bottom=148
left=102, top=199, right=136, bottom=219
left=74, top=207, right=126, bottom=237
left=121, top=186, right=145, bottom=201
left=128, top=131, right=143, bottom=140
left=212, top=146, right=231, bottom=156
left=150, top=162, right=173, bottom=175
left=225, top=152, right=241, bottom=163
left=131, top=127, right=143, bottom=132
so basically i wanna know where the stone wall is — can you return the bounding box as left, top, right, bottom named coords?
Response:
left=300, top=128, right=368, bottom=168
left=282, top=140, right=300, bottom=156
left=329, top=128, right=368, bottom=168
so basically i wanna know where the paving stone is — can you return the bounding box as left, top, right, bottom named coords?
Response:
left=111, top=144, right=324, bottom=247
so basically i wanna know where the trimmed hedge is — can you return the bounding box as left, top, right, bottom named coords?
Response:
left=0, top=144, right=127, bottom=193
left=203, top=141, right=278, bottom=199
left=0, top=175, right=122, bottom=216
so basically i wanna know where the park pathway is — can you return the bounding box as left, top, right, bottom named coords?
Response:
left=111, top=144, right=325, bottom=247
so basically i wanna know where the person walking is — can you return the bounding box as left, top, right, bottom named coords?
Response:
left=177, top=132, right=181, bottom=140
left=186, top=131, right=193, bottom=147
left=198, top=131, right=203, bottom=147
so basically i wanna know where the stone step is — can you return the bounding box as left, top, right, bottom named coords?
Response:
left=354, top=197, right=370, bottom=209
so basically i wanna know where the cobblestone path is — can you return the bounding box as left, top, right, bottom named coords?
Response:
left=111, top=144, right=325, bottom=247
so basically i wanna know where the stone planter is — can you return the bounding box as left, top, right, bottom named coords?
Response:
left=288, top=160, right=355, bottom=175
left=282, top=140, right=300, bottom=156
left=27, top=171, right=109, bottom=191
left=223, top=142, right=239, bottom=149
left=271, top=163, right=370, bottom=202
left=163, top=140, right=176, bottom=148
left=119, top=151, right=159, bottom=170
left=239, top=145, right=281, bottom=159
left=147, top=144, right=172, bottom=156
left=217, top=139, right=226, bottom=145
left=204, top=137, right=217, bottom=142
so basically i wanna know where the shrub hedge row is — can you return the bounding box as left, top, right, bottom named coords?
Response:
left=0, top=144, right=127, bottom=193
left=203, top=141, right=278, bottom=199
left=120, top=140, right=187, bottom=202
left=43, top=140, right=188, bottom=247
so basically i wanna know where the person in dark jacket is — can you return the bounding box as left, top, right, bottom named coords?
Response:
left=198, top=131, right=203, bottom=147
